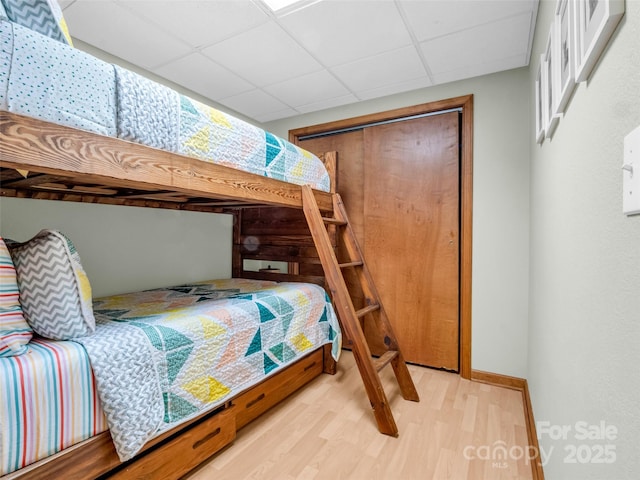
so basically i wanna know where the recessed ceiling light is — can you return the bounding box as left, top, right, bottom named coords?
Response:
left=261, top=0, right=320, bottom=15
left=262, top=0, right=302, bottom=11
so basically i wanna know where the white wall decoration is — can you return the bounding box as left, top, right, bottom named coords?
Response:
left=575, top=0, right=625, bottom=82
left=535, top=58, right=545, bottom=143
left=555, top=0, right=576, bottom=113
left=543, top=25, right=560, bottom=138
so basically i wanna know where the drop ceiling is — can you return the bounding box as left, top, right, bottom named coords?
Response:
left=60, top=0, right=539, bottom=124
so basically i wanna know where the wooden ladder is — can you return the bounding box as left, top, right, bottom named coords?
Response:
left=301, top=185, right=419, bottom=437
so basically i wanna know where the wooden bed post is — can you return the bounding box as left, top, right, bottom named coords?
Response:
left=320, top=151, right=338, bottom=193
left=231, top=210, right=242, bottom=278
left=230, top=151, right=339, bottom=288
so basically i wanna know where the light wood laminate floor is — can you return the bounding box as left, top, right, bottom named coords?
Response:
left=186, top=351, right=533, bottom=480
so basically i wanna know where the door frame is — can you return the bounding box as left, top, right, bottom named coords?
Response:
left=290, top=95, right=474, bottom=379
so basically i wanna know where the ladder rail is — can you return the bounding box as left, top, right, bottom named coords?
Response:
left=302, top=186, right=399, bottom=436
left=301, top=185, right=419, bottom=438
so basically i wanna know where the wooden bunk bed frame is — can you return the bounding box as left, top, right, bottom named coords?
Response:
left=0, top=111, right=338, bottom=479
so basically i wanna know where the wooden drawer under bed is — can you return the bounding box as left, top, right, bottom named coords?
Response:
left=234, top=348, right=324, bottom=429
left=109, top=406, right=237, bottom=479
left=5, top=348, right=327, bottom=480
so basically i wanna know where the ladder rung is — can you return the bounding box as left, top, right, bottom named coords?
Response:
left=372, top=350, right=399, bottom=372
left=339, top=261, right=363, bottom=268
left=356, top=304, right=380, bottom=318
left=322, top=216, right=347, bottom=226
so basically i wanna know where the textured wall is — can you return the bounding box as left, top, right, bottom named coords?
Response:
left=528, top=1, right=640, bottom=478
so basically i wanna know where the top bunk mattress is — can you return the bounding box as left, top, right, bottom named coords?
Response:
left=0, top=19, right=330, bottom=192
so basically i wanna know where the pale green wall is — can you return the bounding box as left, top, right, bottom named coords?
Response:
left=0, top=198, right=232, bottom=297
left=528, top=1, right=640, bottom=479
left=265, top=68, right=532, bottom=378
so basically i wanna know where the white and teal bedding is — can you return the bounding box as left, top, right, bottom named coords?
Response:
left=77, top=278, right=341, bottom=461
left=0, top=19, right=116, bottom=136
left=0, top=278, right=341, bottom=471
left=0, top=19, right=331, bottom=191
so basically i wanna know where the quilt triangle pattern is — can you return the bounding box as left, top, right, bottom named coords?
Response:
left=163, top=392, right=198, bottom=423
left=270, top=343, right=296, bottom=363
left=183, top=125, right=210, bottom=155
left=263, top=353, right=278, bottom=375
left=257, top=302, right=276, bottom=323
left=182, top=376, right=231, bottom=404
left=265, top=132, right=282, bottom=167
left=246, top=328, right=262, bottom=356
left=261, top=295, right=295, bottom=317
left=166, top=347, right=193, bottom=384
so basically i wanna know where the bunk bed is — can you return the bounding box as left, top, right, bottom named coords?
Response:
left=0, top=7, right=342, bottom=479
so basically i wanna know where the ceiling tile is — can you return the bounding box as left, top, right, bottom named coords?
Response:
left=254, top=108, right=300, bottom=123
left=279, top=0, right=413, bottom=67
left=400, top=0, right=536, bottom=42
left=60, top=0, right=539, bottom=124
left=119, top=0, right=268, bottom=49
left=331, top=45, right=427, bottom=93
left=264, top=70, right=350, bottom=108
left=153, top=53, right=254, bottom=101
left=219, top=89, right=293, bottom=120
left=296, top=94, right=359, bottom=114
left=202, top=22, right=322, bottom=87
left=421, top=12, right=533, bottom=76
left=64, top=1, right=192, bottom=70
left=356, top=76, right=433, bottom=101
left=430, top=55, right=527, bottom=85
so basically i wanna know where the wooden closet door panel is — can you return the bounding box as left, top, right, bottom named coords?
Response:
left=299, top=131, right=365, bottom=246
left=364, top=112, right=460, bottom=370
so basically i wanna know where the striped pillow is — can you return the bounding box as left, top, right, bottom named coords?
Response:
left=8, top=230, right=95, bottom=340
left=1, top=0, right=73, bottom=46
left=0, top=236, right=32, bottom=357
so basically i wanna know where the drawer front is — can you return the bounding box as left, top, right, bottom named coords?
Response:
left=234, top=348, right=324, bottom=429
left=111, top=406, right=236, bottom=480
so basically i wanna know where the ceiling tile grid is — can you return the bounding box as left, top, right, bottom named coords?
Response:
left=60, top=0, right=538, bottom=123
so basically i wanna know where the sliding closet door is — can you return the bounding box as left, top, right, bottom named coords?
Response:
left=364, top=112, right=460, bottom=370
left=299, top=110, right=460, bottom=370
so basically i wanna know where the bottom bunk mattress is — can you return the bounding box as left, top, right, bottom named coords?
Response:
left=0, top=337, right=108, bottom=475
left=0, top=278, right=341, bottom=475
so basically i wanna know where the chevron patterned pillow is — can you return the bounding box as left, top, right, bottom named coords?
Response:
left=1, top=0, right=73, bottom=46
left=8, top=230, right=95, bottom=340
left=0, top=237, right=33, bottom=356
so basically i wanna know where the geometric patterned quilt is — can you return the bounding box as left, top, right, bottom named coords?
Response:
left=113, top=64, right=331, bottom=192
left=179, top=96, right=331, bottom=192
left=76, top=279, right=341, bottom=461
